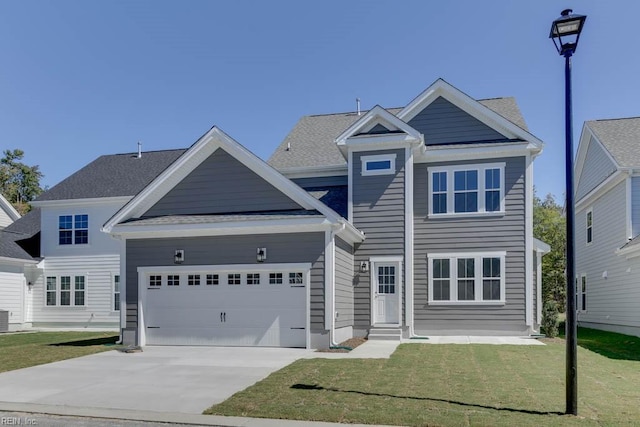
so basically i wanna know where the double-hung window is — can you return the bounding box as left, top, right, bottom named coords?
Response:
left=586, top=209, right=593, bottom=244
left=429, top=163, right=505, bottom=216
left=428, top=252, right=506, bottom=305
left=59, top=214, right=89, bottom=245
left=113, top=275, right=120, bottom=311
left=577, top=275, right=587, bottom=311
left=45, top=275, right=86, bottom=307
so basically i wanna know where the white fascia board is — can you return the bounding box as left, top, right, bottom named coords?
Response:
left=575, top=170, right=626, bottom=210
left=335, top=219, right=365, bottom=244
left=416, top=142, right=532, bottom=163
left=0, top=194, right=20, bottom=221
left=278, top=164, right=348, bottom=179
left=341, top=133, right=421, bottom=148
left=0, top=256, right=39, bottom=266
left=533, top=238, right=551, bottom=254
left=32, top=196, right=132, bottom=208
left=103, top=126, right=346, bottom=233
left=615, top=243, right=640, bottom=258
left=398, top=79, right=544, bottom=150
left=335, top=105, right=421, bottom=145
left=110, top=217, right=334, bottom=239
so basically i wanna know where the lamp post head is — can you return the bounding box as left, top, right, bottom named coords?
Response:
left=550, top=9, right=587, bottom=56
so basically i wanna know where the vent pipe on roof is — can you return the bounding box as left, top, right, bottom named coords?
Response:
left=137, top=141, right=142, bottom=159
left=356, top=98, right=361, bottom=116
left=286, top=142, right=291, bottom=151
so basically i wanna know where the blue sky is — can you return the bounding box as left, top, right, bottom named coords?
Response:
left=1, top=1, right=638, bottom=200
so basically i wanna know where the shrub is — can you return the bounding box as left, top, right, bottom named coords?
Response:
left=542, top=300, right=559, bottom=338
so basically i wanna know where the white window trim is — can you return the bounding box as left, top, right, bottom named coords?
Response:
left=428, top=162, right=506, bottom=218
left=586, top=208, right=593, bottom=245
left=112, top=273, right=120, bottom=312
left=361, top=154, right=397, bottom=176
left=578, top=274, right=587, bottom=312
left=58, top=214, right=90, bottom=246
left=427, top=251, right=506, bottom=305
left=44, top=274, right=87, bottom=308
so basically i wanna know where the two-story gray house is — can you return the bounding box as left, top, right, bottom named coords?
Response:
left=574, top=117, right=640, bottom=338
left=100, top=79, right=546, bottom=348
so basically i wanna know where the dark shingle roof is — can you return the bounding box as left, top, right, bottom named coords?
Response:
left=36, top=150, right=186, bottom=201
left=307, top=186, right=347, bottom=218
left=268, top=97, right=528, bottom=170
left=587, top=118, right=640, bottom=167
left=0, top=208, right=41, bottom=261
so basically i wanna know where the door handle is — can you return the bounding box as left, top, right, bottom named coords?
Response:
left=220, top=312, right=223, bottom=322
left=223, top=312, right=226, bottom=322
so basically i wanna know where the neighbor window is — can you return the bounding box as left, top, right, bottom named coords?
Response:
left=428, top=252, right=506, bottom=304
left=45, top=275, right=86, bottom=307
left=113, top=275, right=120, bottom=311
left=586, top=209, right=593, bottom=244
left=361, top=154, right=397, bottom=176
left=59, top=214, right=89, bottom=245
left=428, top=163, right=505, bottom=216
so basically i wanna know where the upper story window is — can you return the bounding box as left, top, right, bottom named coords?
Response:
left=586, top=209, right=593, bottom=244
left=428, top=252, right=506, bottom=305
left=361, top=154, right=397, bottom=176
left=428, top=163, right=505, bottom=217
left=59, top=214, right=89, bottom=245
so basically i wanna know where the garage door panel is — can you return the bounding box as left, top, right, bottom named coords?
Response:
left=147, top=326, right=306, bottom=347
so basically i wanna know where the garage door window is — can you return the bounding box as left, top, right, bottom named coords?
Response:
left=269, top=273, right=283, bottom=284
left=289, top=272, right=303, bottom=284
left=247, top=273, right=260, bottom=285
left=149, top=275, right=162, bottom=287
left=228, top=274, right=241, bottom=285
left=206, top=274, right=219, bottom=285
left=188, top=274, right=201, bottom=286
left=168, top=275, right=180, bottom=286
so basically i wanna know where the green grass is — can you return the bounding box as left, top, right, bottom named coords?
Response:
left=0, top=331, right=120, bottom=373
left=562, top=326, right=640, bottom=361
left=205, top=329, right=640, bottom=426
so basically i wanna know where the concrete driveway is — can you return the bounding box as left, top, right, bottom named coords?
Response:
left=0, top=346, right=309, bottom=414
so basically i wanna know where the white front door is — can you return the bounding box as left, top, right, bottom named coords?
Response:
left=373, top=263, right=400, bottom=325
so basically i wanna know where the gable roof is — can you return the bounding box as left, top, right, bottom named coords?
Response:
left=0, top=208, right=41, bottom=262
left=335, top=105, right=422, bottom=147
left=0, top=193, right=20, bottom=223
left=35, top=149, right=186, bottom=202
left=586, top=117, right=640, bottom=168
left=268, top=81, right=533, bottom=171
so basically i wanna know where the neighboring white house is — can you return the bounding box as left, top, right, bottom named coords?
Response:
left=0, top=194, right=20, bottom=229
left=574, top=117, right=640, bottom=338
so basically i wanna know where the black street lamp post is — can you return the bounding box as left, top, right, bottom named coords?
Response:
left=549, top=8, right=587, bottom=416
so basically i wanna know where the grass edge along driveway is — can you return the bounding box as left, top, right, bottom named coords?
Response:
left=0, top=331, right=120, bottom=373
left=205, top=328, right=640, bottom=426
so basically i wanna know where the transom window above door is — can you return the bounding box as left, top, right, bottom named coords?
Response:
left=428, top=163, right=505, bottom=217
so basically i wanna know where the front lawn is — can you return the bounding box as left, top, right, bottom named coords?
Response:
left=0, top=331, right=119, bottom=373
left=205, top=329, right=640, bottom=426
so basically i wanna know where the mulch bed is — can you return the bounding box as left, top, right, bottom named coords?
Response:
left=316, top=336, right=367, bottom=353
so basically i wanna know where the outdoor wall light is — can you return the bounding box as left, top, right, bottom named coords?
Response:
left=360, top=261, right=369, bottom=273
left=27, top=281, right=33, bottom=292
left=257, top=248, right=267, bottom=262
left=174, top=249, right=184, bottom=264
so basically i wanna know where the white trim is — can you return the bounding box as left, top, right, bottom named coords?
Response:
left=43, top=273, right=88, bottom=308
left=102, top=126, right=347, bottom=233
left=278, top=165, right=347, bottom=180
left=574, top=124, right=620, bottom=191
left=335, top=105, right=422, bottom=146
left=404, top=147, right=414, bottom=335
left=32, top=196, right=132, bottom=208
left=397, top=79, right=544, bottom=150
left=0, top=256, right=39, bottom=266
left=576, top=171, right=627, bottom=209
left=626, top=175, right=633, bottom=240
left=586, top=207, right=594, bottom=245
left=136, top=262, right=312, bottom=348
left=428, top=162, right=506, bottom=217
left=427, top=251, right=507, bottom=305
left=525, top=154, right=534, bottom=327
left=370, top=255, right=403, bottom=327
left=0, top=193, right=20, bottom=221
left=578, top=273, right=587, bottom=313
left=417, top=143, right=534, bottom=163
left=348, top=150, right=353, bottom=221
left=360, top=154, right=397, bottom=176
left=324, top=230, right=334, bottom=332
left=119, top=239, right=126, bottom=340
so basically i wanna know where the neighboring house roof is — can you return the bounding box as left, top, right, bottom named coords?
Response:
left=36, top=149, right=187, bottom=201
left=619, top=234, right=640, bottom=251
left=0, top=208, right=41, bottom=261
left=268, top=96, right=529, bottom=170
left=586, top=117, right=640, bottom=167
left=0, top=193, right=21, bottom=223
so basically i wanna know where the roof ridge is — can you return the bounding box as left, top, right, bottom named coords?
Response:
left=478, top=97, right=512, bottom=101
left=101, top=148, right=188, bottom=157
left=306, top=107, right=404, bottom=118
left=589, top=116, right=640, bottom=123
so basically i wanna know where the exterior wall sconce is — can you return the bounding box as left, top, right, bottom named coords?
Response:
left=27, top=281, right=33, bottom=292
left=174, top=249, right=184, bottom=264
left=360, top=261, right=369, bottom=273
left=257, top=248, right=267, bottom=263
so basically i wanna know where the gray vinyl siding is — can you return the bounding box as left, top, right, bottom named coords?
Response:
left=414, top=156, right=528, bottom=334
left=407, top=97, right=506, bottom=145
left=335, top=237, right=354, bottom=328
left=632, top=177, right=640, bottom=237
left=576, top=136, right=618, bottom=201
left=144, top=148, right=302, bottom=217
left=533, top=251, right=538, bottom=326
left=575, top=181, right=640, bottom=334
left=124, top=232, right=325, bottom=335
left=292, top=175, right=348, bottom=188
left=352, top=148, right=405, bottom=327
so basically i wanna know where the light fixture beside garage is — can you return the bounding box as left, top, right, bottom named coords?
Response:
left=360, top=261, right=369, bottom=273
left=174, top=249, right=185, bottom=264
left=256, top=248, right=267, bottom=263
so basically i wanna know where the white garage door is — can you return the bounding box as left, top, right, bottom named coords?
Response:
left=142, top=264, right=308, bottom=347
